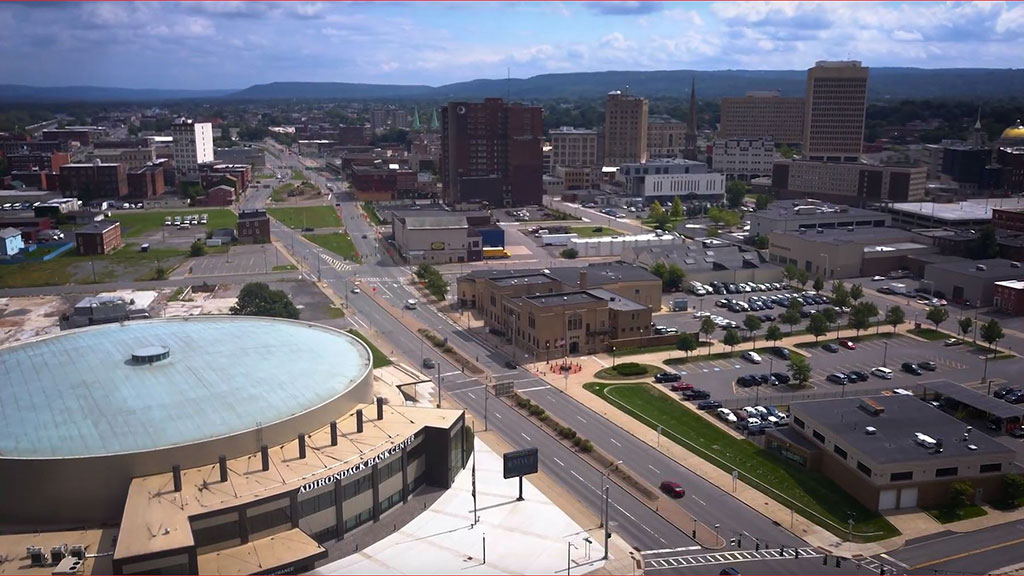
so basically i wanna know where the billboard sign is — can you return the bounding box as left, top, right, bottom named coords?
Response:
left=503, top=447, right=539, bottom=479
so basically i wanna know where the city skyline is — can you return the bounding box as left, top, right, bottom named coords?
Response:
left=1, top=1, right=1023, bottom=90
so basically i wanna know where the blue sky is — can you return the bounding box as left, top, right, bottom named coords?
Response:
left=1, top=1, right=1022, bottom=89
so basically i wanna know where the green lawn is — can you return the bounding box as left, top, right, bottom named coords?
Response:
left=108, top=209, right=237, bottom=238
left=304, top=232, right=361, bottom=263
left=0, top=243, right=187, bottom=288
left=346, top=328, right=392, bottom=368
left=291, top=168, right=306, bottom=181
left=594, top=363, right=663, bottom=380
left=272, top=264, right=298, bottom=271
left=664, top=346, right=794, bottom=365
left=924, top=505, right=987, bottom=524
left=569, top=226, right=623, bottom=238
left=908, top=327, right=948, bottom=341
left=268, top=206, right=341, bottom=229
left=584, top=381, right=900, bottom=542
left=362, top=202, right=383, bottom=225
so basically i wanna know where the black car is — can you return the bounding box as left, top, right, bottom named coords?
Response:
left=902, top=362, right=923, bottom=376
left=736, top=374, right=759, bottom=388
left=918, top=361, right=938, bottom=371
left=799, top=309, right=812, bottom=318
left=772, top=347, right=791, bottom=360
left=847, top=370, right=870, bottom=383
left=756, top=373, right=779, bottom=387
left=683, top=389, right=711, bottom=400
left=994, top=386, right=1019, bottom=399
left=1008, top=392, right=1024, bottom=405
left=697, top=400, right=723, bottom=410
left=720, top=569, right=741, bottom=575
left=771, top=371, right=791, bottom=385
left=505, top=360, right=519, bottom=370
left=759, top=313, right=776, bottom=322
left=822, top=343, right=840, bottom=353
left=654, top=372, right=682, bottom=383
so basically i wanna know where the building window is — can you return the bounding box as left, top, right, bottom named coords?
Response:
left=343, top=506, right=373, bottom=532
left=812, top=430, right=825, bottom=444
left=312, top=526, right=338, bottom=544
left=568, top=313, right=583, bottom=331
left=380, top=489, right=403, bottom=515
left=380, top=458, right=403, bottom=481
left=299, top=489, right=337, bottom=518
left=980, top=463, right=1003, bottom=474
left=936, top=467, right=959, bottom=478
left=343, top=475, right=372, bottom=500
left=833, top=445, right=848, bottom=460
left=856, top=461, right=872, bottom=477
left=890, top=471, right=913, bottom=482
left=793, top=417, right=805, bottom=430
left=248, top=504, right=291, bottom=536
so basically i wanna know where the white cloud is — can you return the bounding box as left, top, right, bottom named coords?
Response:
left=891, top=29, right=923, bottom=41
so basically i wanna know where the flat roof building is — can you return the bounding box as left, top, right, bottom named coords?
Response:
left=719, top=91, right=805, bottom=144
left=922, top=257, right=1024, bottom=306
left=772, top=159, right=926, bottom=205
left=75, top=220, right=123, bottom=255
left=604, top=91, right=648, bottom=166
left=618, top=158, right=725, bottom=201
left=748, top=199, right=890, bottom=238
left=768, top=226, right=935, bottom=280
left=803, top=61, right=869, bottom=162
left=882, top=198, right=1024, bottom=230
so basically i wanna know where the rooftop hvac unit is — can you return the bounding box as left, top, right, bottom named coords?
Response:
left=914, top=432, right=937, bottom=448
left=69, top=545, right=86, bottom=561
left=50, top=544, right=68, bottom=564
left=27, top=546, right=47, bottom=567
left=51, top=556, right=84, bottom=575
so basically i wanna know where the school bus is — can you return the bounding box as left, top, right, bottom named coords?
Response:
left=482, top=247, right=510, bottom=259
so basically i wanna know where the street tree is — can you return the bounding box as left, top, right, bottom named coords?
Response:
left=676, top=333, right=699, bottom=357
left=820, top=306, right=839, bottom=338
left=670, top=196, right=684, bottom=219
left=847, top=302, right=876, bottom=337
left=850, top=283, right=864, bottom=302
left=726, top=180, right=747, bottom=209
left=807, top=312, right=829, bottom=342
left=926, top=306, right=950, bottom=332
left=788, top=355, right=812, bottom=387
left=831, top=280, right=851, bottom=309
left=796, top=268, right=810, bottom=288
left=780, top=303, right=802, bottom=334
left=765, top=323, right=783, bottom=346
left=958, top=317, right=974, bottom=340
left=700, top=316, right=717, bottom=345
left=755, top=194, right=770, bottom=211
left=948, top=481, right=975, bottom=510
left=230, top=282, right=300, bottom=320
left=649, top=200, right=665, bottom=221
left=743, top=314, right=762, bottom=347
left=783, top=263, right=799, bottom=286
left=980, top=319, right=1005, bottom=354
left=723, top=328, right=742, bottom=353
left=663, top=263, right=686, bottom=292
left=885, top=305, right=906, bottom=333
left=813, top=275, right=824, bottom=293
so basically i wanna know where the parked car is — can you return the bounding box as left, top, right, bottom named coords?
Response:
left=697, top=400, right=723, bottom=410
left=771, top=347, right=791, bottom=360
left=944, top=338, right=963, bottom=347
left=659, top=480, right=686, bottom=498
left=847, top=370, right=870, bottom=383
left=902, top=362, right=923, bottom=376
left=654, top=372, right=682, bottom=383
left=822, top=343, right=840, bottom=353
left=716, top=408, right=738, bottom=424
left=756, top=373, right=779, bottom=387
left=994, top=386, right=1019, bottom=399
left=351, top=287, right=361, bottom=294
left=741, top=351, right=763, bottom=364
left=669, top=381, right=693, bottom=392
left=1006, top=391, right=1024, bottom=405
left=918, top=361, right=938, bottom=371
left=826, top=373, right=849, bottom=385
left=771, top=372, right=791, bottom=385
left=839, top=340, right=857, bottom=350
left=683, top=389, right=711, bottom=400
left=736, top=374, right=759, bottom=388
left=871, top=367, right=894, bottom=380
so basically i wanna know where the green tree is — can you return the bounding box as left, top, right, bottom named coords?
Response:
left=850, top=283, right=864, bottom=302
left=958, top=317, right=974, bottom=339
left=189, top=239, right=207, bottom=257
left=981, top=318, right=1005, bottom=353
left=885, top=305, right=906, bottom=333
left=783, top=263, right=799, bottom=287
left=755, top=194, right=770, bottom=211
left=807, top=312, right=829, bottom=342
left=676, top=332, right=699, bottom=357
left=723, top=327, right=742, bottom=353
left=654, top=210, right=673, bottom=230
left=780, top=301, right=802, bottom=334
left=230, top=282, right=300, bottom=320
left=820, top=306, right=839, bottom=336
left=700, top=316, right=717, bottom=345
left=754, top=235, right=769, bottom=250
left=743, top=314, right=762, bottom=347
left=649, top=261, right=668, bottom=281
left=560, top=247, right=578, bottom=259
left=968, top=226, right=1000, bottom=260
left=725, top=180, right=747, bottom=209
left=948, top=481, right=975, bottom=510
left=1003, top=473, right=1024, bottom=503
left=670, top=196, right=684, bottom=219
left=779, top=144, right=795, bottom=159
left=813, top=275, right=824, bottom=293
left=649, top=200, right=665, bottom=221
left=926, top=306, right=950, bottom=331
left=788, top=355, right=812, bottom=387
left=765, top=323, right=783, bottom=346
left=796, top=268, right=810, bottom=288
left=831, top=280, right=851, bottom=309
left=847, top=301, right=875, bottom=337
left=663, top=263, right=685, bottom=292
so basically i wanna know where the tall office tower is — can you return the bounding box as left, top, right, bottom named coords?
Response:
left=803, top=60, right=870, bottom=162
left=603, top=90, right=648, bottom=166
left=171, top=118, right=213, bottom=176
left=683, top=78, right=698, bottom=161
left=719, top=91, right=805, bottom=144
left=440, top=98, right=544, bottom=207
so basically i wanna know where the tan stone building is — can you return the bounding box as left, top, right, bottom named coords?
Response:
left=394, top=214, right=481, bottom=264
left=647, top=118, right=687, bottom=159
left=549, top=127, right=598, bottom=170
left=604, top=91, right=648, bottom=166
left=456, top=264, right=659, bottom=358
left=771, top=159, right=926, bottom=205
left=803, top=61, right=869, bottom=162
left=719, top=91, right=805, bottom=144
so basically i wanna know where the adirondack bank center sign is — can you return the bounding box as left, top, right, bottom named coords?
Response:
left=299, top=435, right=416, bottom=494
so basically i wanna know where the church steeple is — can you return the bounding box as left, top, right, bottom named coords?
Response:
left=429, top=108, right=440, bottom=131
left=411, top=106, right=422, bottom=131
left=683, top=77, right=698, bottom=160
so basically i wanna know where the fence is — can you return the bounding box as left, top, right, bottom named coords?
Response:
left=0, top=241, right=73, bottom=265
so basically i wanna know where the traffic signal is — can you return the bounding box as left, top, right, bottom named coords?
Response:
left=737, top=536, right=742, bottom=548
left=835, top=557, right=842, bottom=568
left=755, top=541, right=760, bottom=552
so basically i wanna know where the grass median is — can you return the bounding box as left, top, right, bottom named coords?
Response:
left=346, top=328, right=392, bottom=368
left=594, top=362, right=663, bottom=380
left=584, top=381, right=899, bottom=542
left=304, top=232, right=361, bottom=263
left=268, top=206, right=341, bottom=229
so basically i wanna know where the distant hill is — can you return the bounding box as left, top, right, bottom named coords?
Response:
left=3, top=68, right=1024, bottom=104
left=0, top=84, right=236, bottom=103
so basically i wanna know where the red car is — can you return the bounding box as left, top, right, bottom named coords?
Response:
left=670, top=382, right=694, bottom=392
left=660, top=481, right=686, bottom=498
left=840, top=340, right=857, bottom=350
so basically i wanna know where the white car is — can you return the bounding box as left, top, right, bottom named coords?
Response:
left=716, top=408, right=738, bottom=424
left=741, top=406, right=759, bottom=418
left=694, top=311, right=711, bottom=318
left=741, top=351, right=763, bottom=364
left=753, top=405, right=769, bottom=417
left=871, top=275, right=886, bottom=281
left=871, top=366, right=894, bottom=380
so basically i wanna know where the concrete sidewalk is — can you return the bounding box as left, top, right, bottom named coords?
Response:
left=310, top=437, right=615, bottom=575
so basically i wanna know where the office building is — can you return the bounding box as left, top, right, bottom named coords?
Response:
left=126, top=165, right=165, bottom=199
left=59, top=162, right=128, bottom=200
left=803, top=61, right=869, bottom=162
left=549, top=127, right=598, bottom=170
left=440, top=98, right=544, bottom=207
left=768, top=395, right=1014, bottom=511
left=171, top=118, right=214, bottom=176
left=237, top=209, right=271, bottom=243
left=711, top=138, right=777, bottom=181
left=603, top=91, right=648, bottom=166
left=719, top=91, right=805, bottom=144
left=646, top=117, right=686, bottom=159
left=767, top=226, right=935, bottom=280
left=5, top=151, right=70, bottom=173
left=771, top=159, right=926, bottom=204
left=618, top=159, right=725, bottom=201
left=747, top=199, right=889, bottom=238
left=75, top=221, right=123, bottom=255
left=86, top=146, right=157, bottom=172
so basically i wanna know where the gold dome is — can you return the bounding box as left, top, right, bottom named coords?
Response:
left=1001, top=119, right=1024, bottom=141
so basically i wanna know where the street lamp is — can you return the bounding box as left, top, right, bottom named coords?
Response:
left=882, top=340, right=889, bottom=367
left=567, top=541, right=578, bottom=576
left=600, top=460, right=623, bottom=528
left=714, top=523, right=721, bottom=546
left=820, top=253, right=829, bottom=279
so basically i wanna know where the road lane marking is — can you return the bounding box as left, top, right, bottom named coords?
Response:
left=441, top=371, right=461, bottom=377
left=641, top=545, right=701, bottom=555
left=521, top=432, right=531, bottom=441
left=553, top=457, right=565, bottom=467
left=648, top=464, right=661, bottom=474
left=466, top=392, right=476, bottom=399
left=610, top=438, right=622, bottom=447
left=494, top=412, right=502, bottom=419
left=880, top=554, right=910, bottom=570
left=517, top=385, right=551, bottom=392
left=911, top=535, right=1024, bottom=569
left=575, top=416, right=586, bottom=423
left=691, top=496, right=706, bottom=506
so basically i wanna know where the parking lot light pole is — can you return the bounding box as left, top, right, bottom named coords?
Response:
left=883, top=341, right=889, bottom=367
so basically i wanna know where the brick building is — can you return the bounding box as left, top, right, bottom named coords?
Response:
left=5, top=151, right=70, bottom=173
left=126, top=165, right=166, bottom=199
left=994, top=280, right=1024, bottom=316
left=76, top=221, right=123, bottom=255
left=197, top=185, right=234, bottom=207
left=237, top=209, right=270, bottom=243
left=59, top=162, right=128, bottom=200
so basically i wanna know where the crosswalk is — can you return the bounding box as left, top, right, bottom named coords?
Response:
left=644, top=547, right=820, bottom=570
left=319, top=252, right=353, bottom=271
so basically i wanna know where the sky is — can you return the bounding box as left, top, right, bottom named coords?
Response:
left=1, top=1, right=1022, bottom=90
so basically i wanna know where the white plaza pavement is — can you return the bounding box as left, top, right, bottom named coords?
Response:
left=311, top=437, right=607, bottom=575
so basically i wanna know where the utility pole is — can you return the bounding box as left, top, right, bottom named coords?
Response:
left=484, top=384, right=489, bottom=431
left=603, top=485, right=610, bottom=560
left=436, top=363, right=442, bottom=408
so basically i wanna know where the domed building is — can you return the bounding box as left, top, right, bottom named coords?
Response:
left=999, top=119, right=1024, bottom=144
left=992, top=119, right=1024, bottom=194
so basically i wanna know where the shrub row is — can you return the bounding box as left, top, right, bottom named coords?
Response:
left=613, top=362, right=648, bottom=376
left=512, top=394, right=593, bottom=452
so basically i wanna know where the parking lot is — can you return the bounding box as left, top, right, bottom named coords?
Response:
left=170, top=244, right=288, bottom=279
